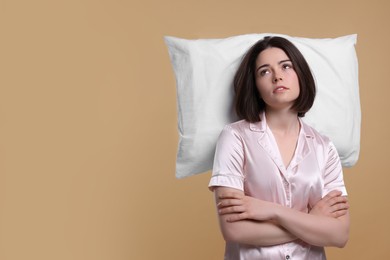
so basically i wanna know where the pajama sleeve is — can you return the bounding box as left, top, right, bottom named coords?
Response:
left=323, top=141, right=348, bottom=196
left=209, top=125, right=245, bottom=191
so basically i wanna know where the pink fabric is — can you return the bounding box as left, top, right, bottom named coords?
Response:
left=209, top=113, right=346, bottom=260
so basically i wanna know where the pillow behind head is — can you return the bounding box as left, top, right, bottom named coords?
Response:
left=165, top=33, right=360, bottom=179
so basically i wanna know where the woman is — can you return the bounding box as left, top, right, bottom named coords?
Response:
left=209, top=36, right=350, bottom=259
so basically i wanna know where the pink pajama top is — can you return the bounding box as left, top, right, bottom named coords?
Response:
left=209, top=113, right=347, bottom=260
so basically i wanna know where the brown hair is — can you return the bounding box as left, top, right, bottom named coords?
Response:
left=233, top=36, right=316, bottom=122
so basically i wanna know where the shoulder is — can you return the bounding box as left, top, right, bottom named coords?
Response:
left=301, top=120, right=340, bottom=159
left=221, top=119, right=250, bottom=135
left=225, top=119, right=250, bottom=129
left=217, top=120, right=252, bottom=146
left=301, top=120, right=331, bottom=145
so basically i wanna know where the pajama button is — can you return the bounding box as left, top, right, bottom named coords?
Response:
left=286, top=255, right=290, bottom=259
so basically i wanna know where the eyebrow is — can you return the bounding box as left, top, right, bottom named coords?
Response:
left=256, top=59, right=291, bottom=73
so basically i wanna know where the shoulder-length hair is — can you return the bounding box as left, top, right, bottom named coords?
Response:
left=233, top=36, right=316, bottom=122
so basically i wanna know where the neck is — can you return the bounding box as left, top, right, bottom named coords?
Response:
left=264, top=108, right=300, bottom=135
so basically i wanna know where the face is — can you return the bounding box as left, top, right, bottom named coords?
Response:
left=255, top=47, right=300, bottom=112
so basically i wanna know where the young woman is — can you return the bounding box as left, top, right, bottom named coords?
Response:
left=209, top=37, right=350, bottom=259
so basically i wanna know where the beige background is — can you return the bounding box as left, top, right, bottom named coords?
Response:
left=0, top=0, right=389, bottom=259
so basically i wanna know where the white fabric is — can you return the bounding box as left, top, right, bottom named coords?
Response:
left=165, top=33, right=361, bottom=178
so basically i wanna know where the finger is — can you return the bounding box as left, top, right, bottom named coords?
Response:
left=323, top=190, right=342, bottom=201
left=217, top=199, right=243, bottom=208
left=336, top=201, right=350, bottom=210
left=332, top=209, right=349, bottom=218
left=329, top=201, right=349, bottom=213
left=219, top=192, right=244, bottom=200
left=328, top=196, right=348, bottom=206
left=226, top=212, right=248, bottom=222
left=218, top=206, right=245, bottom=215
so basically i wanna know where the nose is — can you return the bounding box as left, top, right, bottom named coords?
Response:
left=273, top=75, right=283, bottom=83
left=272, top=69, right=283, bottom=83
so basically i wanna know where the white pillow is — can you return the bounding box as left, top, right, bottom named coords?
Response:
left=165, top=33, right=360, bottom=179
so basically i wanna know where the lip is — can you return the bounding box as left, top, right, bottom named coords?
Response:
left=273, top=86, right=289, bottom=93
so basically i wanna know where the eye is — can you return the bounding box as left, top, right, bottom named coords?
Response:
left=259, top=69, right=270, bottom=76
left=282, top=63, right=293, bottom=70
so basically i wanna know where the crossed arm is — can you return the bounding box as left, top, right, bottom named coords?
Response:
left=213, top=186, right=350, bottom=248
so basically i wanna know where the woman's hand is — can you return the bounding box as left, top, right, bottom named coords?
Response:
left=310, top=190, right=349, bottom=218
left=217, top=191, right=278, bottom=222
